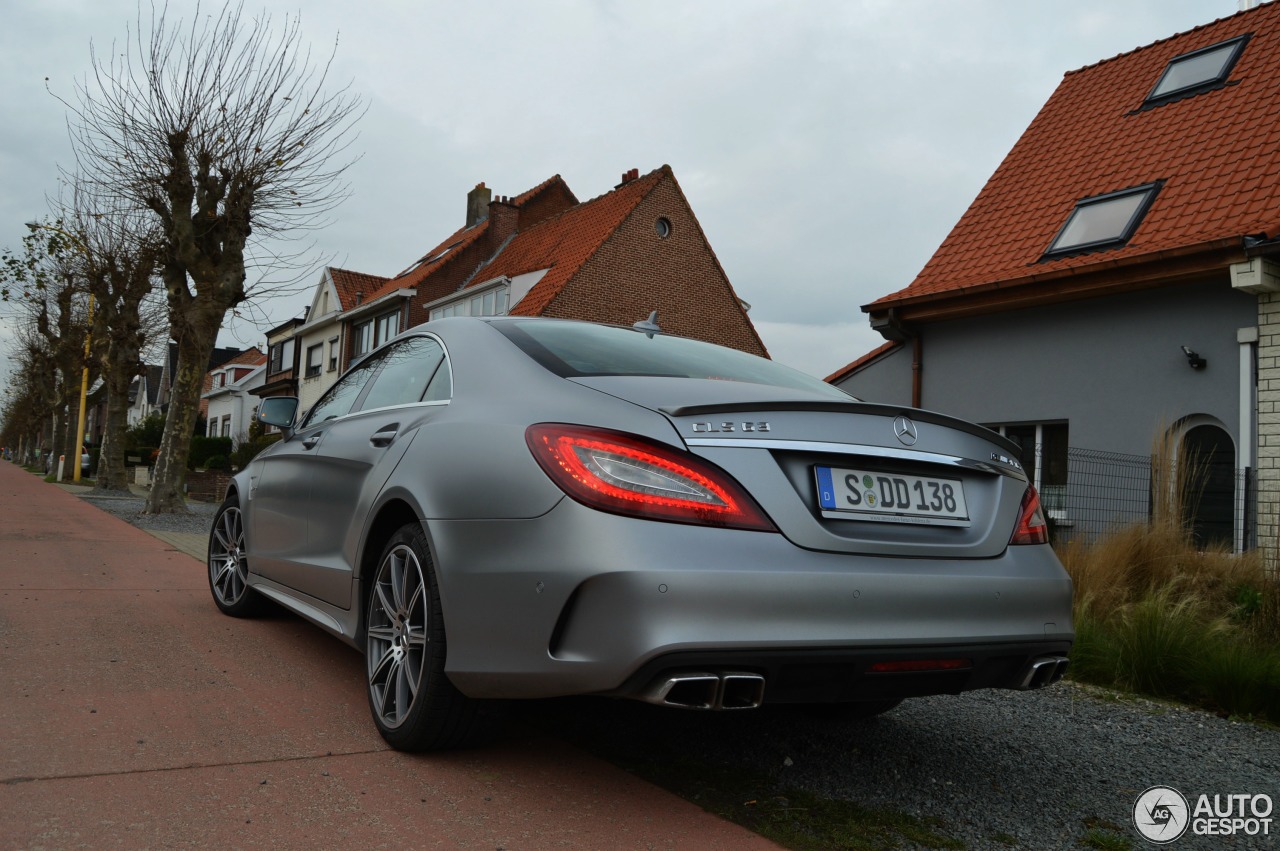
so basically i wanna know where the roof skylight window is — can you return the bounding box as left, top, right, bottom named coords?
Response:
left=1043, top=182, right=1162, bottom=258
left=1144, top=35, right=1249, bottom=106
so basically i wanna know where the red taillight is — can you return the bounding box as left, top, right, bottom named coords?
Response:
left=1010, top=485, right=1049, bottom=546
left=526, top=424, right=776, bottom=532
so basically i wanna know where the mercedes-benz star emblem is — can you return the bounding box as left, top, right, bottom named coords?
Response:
left=893, top=415, right=918, bottom=446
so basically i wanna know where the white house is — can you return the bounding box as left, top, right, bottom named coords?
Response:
left=202, top=349, right=267, bottom=442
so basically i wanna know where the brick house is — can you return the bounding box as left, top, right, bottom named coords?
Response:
left=292, top=165, right=766, bottom=411
left=830, top=3, right=1280, bottom=554
left=253, top=315, right=305, bottom=401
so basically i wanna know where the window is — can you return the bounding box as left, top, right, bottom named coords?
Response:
left=990, top=422, right=1069, bottom=519
left=493, top=318, right=851, bottom=398
left=328, top=338, right=339, bottom=372
left=221, top=415, right=232, bottom=437
left=430, top=285, right=510, bottom=321
left=376, top=311, right=400, bottom=347
left=305, top=344, right=323, bottom=378
left=302, top=354, right=384, bottom=427
left=1043, top=182, right=1161, bottom=258
left=1144, top=35, right=1249, bottom=106
left=358, top=337, right=448, bottom=412
left=352, top=321, right=374, bottom=358
left=269, top=339, right=293, bottom=376
left=655, top=217, right=671, bottom=238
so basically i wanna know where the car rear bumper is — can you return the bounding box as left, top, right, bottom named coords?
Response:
left=428, top=499, right=1074, bottom=701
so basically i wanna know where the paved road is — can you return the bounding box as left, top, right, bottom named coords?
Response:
left=0, top=461, right=778, bottom=849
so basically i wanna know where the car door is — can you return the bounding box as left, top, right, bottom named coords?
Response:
left=288, top=336, right=450, bottom=609
left=248, top=353, right=384, bottom=590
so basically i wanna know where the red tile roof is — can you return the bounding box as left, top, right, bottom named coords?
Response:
left=330, top=268, right=390, bottom=311
left=867, top=2, right=1280, bottom=314
left=490, top=168, right=666, bottom=316
left=357, top=175, right=580, bottom=306
left=825, top=341, right=901, bottom=384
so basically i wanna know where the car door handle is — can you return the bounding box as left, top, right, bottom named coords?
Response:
left=301, top=435, right=322, bottom=449
left=370, top=424, right=399, bottom=448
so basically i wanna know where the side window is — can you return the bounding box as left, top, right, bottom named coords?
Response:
left=358, top=337, right=446, bottom=412
left=422, top=354, right=452, bottom=402
left=302, top=353, right=384, bottom=428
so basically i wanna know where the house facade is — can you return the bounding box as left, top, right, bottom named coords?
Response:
left=126, top=365, right=165, bottom=427
left=202, top=348, right=266, bottom=441
left=294, top=268, right=389, bottom=416
left=831, top=3, right=1280, bottom=555
left=286, top=165, right=767, bottom=422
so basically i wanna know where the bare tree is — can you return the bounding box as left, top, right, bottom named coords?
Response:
left=58, top=183, right=168, bottom=492
left=0, top=223, right=94, bottom=476
left=65, top=2, right=363, bottom=512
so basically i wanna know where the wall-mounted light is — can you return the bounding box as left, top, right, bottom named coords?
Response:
left=1181, top=345, right=1206, bottom=370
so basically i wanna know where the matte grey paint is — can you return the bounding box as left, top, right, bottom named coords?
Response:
left=221, top=317, right=1073, bottom=705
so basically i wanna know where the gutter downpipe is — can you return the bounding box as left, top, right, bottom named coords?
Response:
left=880, top=309, right=922, bottom=408
left=911, top=332, right=923, bottom=409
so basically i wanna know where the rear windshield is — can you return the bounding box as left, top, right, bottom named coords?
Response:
left=492, top=318, right=852, bottom=399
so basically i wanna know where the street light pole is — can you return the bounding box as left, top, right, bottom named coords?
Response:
left=72, top=292, right=94, bottom=482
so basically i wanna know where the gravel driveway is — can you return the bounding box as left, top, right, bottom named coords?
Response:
left=80, top=492, right=1276, bottom=849
left=525, top=679, right=1278, bottom=850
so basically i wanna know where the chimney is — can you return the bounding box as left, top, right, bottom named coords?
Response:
left=466, top=182, right=492, bottom=227
left=488, top=195, right=519, bottom=245
left=616, top=168, right=640, bottom=188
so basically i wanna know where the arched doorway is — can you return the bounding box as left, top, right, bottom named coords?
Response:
left=1180, top=423, right=1235, bottom=549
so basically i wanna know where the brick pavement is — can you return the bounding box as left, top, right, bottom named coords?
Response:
left=0, top=461, right=778, bottom=849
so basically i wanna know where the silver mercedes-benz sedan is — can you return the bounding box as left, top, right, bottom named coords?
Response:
left=208, top=316, right=1073, bottom=751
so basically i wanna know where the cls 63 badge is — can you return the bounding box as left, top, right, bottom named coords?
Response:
left=690, top=421, right=770, bottom=433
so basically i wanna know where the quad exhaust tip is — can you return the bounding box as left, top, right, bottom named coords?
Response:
left=643, top=671, right=766, bottom=710
left=1019, top=655, right=1069, bottom=690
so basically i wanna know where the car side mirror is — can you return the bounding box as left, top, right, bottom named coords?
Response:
left=256, top=397, right=300, bottom=439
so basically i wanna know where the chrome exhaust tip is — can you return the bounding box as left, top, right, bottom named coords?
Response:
left=640, top=672, right=767, bottom=709
left=643, top=673, right=720, bottom=709
left=719, top=672, right=766, bottom=709
left=1018, top=655, right=1069, bottom=689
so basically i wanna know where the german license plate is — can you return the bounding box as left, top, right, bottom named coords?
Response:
left=815, top=466, right=970, bottom=526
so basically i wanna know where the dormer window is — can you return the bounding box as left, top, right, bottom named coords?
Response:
left=1043, top=182, right=1162, bottom=259
left=1144, top=35, right=1249, bottom=107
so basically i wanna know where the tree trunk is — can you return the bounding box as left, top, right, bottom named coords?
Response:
left=144, top=320, right=219, bottom=513
left=93, top=307, right=145, bottom=493
left=94, top=358, right=135, bottom=492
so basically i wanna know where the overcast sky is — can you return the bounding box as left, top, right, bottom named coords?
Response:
left=0, top=0, right=1245, bottom=390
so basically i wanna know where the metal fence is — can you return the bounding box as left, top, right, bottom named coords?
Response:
left=1042, top=446, right=1255, bottom=551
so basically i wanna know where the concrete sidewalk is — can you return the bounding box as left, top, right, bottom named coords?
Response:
left=0, top=461, right=778, bottom=849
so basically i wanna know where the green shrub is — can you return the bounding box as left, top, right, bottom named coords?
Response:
left=189, top=435, right=233, bottom=469
left=125, top=411, right=165, bottom=452
left=203, top=454, right=231, bottom=472
left=1193, top=637, right=1280, bottom=722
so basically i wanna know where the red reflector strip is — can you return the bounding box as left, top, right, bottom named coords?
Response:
left=867, top=658, right=971, bottom=673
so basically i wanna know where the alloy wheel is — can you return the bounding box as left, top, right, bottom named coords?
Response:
left=367, top=544, right=428, bottom=729
left=209, top=505, right=249, bottom=606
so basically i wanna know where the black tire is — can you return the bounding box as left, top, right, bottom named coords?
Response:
left=208, top=494, right=265, bottom=617
left=365, top=522, right=478, bottom=751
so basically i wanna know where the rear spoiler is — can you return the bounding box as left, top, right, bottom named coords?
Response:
left=660, top=400, right=1021, bottom=456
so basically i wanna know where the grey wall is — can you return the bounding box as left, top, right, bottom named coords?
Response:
left=838, top=280, right=1256, bottom=457
left=836, top=344, right=913, bottom=405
